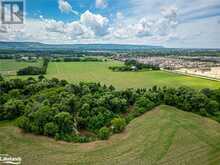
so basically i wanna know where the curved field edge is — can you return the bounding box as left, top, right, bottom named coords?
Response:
left=1, top=105, right=220, bottom=165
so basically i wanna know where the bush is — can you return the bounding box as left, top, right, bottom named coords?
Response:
left=206, top=100, right=219, bottom=115
left=135, top=97, right=155, bottom=111
left=2, top=99, right=25, bottom=120
left=133, top=107, right=146, bottom=117
left=199, top=108, right=208, bottom=116
left=98, top=127, right=110, bottom=140
left=111, top=117, right=126, bottom=133
left=44, top=122, right=59, bottom=136
left=16, top=116, right=30, bottom=130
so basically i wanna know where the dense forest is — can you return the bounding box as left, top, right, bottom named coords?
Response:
left=0, top=75, right=220, bottom=142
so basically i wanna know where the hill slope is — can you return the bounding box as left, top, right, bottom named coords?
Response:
left=1, top=105, right=220, bottom=165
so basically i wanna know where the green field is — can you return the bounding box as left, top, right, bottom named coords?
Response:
left=0, top=59, right=42, bottom=76
left=46, top=61, right=220, bottom=89
left=1, top=105, right=220, bottom=165
left=1, top=60, right=220, bottom=89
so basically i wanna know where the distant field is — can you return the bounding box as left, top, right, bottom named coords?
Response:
left=46, top=61, right=220, bottom=89
left=1, top=105, right=220, bottom=165
left=0, top=59, right=42, bottom=76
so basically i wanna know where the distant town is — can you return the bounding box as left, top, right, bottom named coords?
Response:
left=113, top=55, right=220, bottom=80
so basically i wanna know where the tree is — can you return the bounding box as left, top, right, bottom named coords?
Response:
left=2, top=99, right=25, bottom=120
left=98, top=127, right=110, bottom=140
left=31, top=105, right=55, bottom=134
left=55, top=112, right=75, bottom=134
left=111, top=117, right=126, bottom=133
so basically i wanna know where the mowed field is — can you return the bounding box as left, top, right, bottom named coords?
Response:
left=1, top=105, right=220, bottom=165
left=0, top=59, right=42, bottom=76
left=46, top=61, right=220, bottom=89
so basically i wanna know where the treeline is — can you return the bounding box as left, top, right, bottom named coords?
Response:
left=109, top=60, right=160, bottom=72
left=0, top=76, right=220, bottom=142
left=17, top=58, right=49, bottom=75
left=63, top=57, right=103, bottom=62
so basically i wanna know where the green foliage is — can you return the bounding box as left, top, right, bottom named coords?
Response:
left=16, top=116, right=30, bottom=131
left=206, top=100, right=219, bottom=115
left=63, top=57, right=102, bottom=62
left=109, top=60, right=160, bottom=72
left=44, top=122, right=59, bottom=137
left=111, top=117, right=126, bottom=133
left=135, top=97, right=155, bottom=111
left=98, top=127, right=111, bottom=140
left=17, top=58, right=49, bottom=75
left=17, top=66, right=44, bottom=75
left=55, top=112, right=74, bottom=134
left=2, top=99, right=25, bottom=120
left=1, top=76, right=220, bottom=143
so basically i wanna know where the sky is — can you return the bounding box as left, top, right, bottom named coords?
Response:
left=0, top=0, right=220, bottom=48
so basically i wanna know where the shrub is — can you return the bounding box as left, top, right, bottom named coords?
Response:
left=44, top=122, right=59, bottom=136
left=199, top=108, right=208, bottom=116
left=135, top=97, right=155, bottom=111
left=16, top=116, right=30, bottom=131
left=132, top=107, right=147, bottom=117
left=125, top=113, right=135, bottom=124
left=206, top=100, right=219, bottom=115
left=111, top=117, right=126, bottom=133
left=98, top=127, right=110, bottom=140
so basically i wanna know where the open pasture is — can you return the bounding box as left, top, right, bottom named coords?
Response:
left=46, top=61, right=220, bottom=89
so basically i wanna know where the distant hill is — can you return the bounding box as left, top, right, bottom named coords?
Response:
left=0, top=41, right=163, bottom=51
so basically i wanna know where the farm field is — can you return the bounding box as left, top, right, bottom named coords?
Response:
left=46, top=61, right=220, bottom=89
left=1, top=105, right=220, bottom=165
left=0, top=59, right=42, bottom=76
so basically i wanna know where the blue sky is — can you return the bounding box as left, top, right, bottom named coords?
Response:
left=0, top=0, right=220, bottom=48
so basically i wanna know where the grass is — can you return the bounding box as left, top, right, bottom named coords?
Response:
left=2, top=60, right=220, bottom=89
left=46, top=61, right=220, bottom=89
left=1, top=105, right=220, bottom=165
left=0, top=59, right=42, bottom=76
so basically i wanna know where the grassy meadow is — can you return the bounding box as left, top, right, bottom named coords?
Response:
left=46, top=61, right=220, bottom=89
left=1, top=105, right=220, bottom=165
left=1, top=59, right=220, bottom=89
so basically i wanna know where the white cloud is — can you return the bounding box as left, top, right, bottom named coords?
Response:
left=96, top=0, right=108, bottom=9
left=1, top=0, right=220, bottom=48
left=131, top=6, right=178, bottom=38
left=134, top=18, right=154, bottom=37
left=44, top=19, right=65, bottom=33
left=116, top=12, right=124, bottom=20
left=80, top=10, right=109, bottom=36
left=4, top=10, right=109, bottom=42
left=160, top=6, right=177, bottom=20
left=58, top=0, right=78, bottom=15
